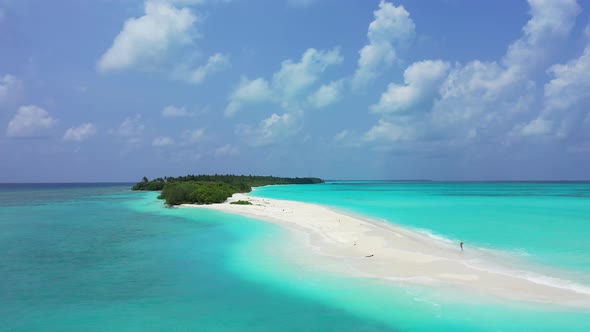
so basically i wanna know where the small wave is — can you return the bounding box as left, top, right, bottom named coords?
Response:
left=413, top=228, right=455, bottom=245
left=511, top=248, right=531, bottom=257
left=412, top=296, right=441, bottom=307
left=478, top=247, right=531, bottom=258
left=463, top=261, right=590, bottom=296
left=522, top=273, right=590, bottom=295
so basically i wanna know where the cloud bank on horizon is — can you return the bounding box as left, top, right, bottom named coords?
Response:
left=1, top=0, right=589, bottom=181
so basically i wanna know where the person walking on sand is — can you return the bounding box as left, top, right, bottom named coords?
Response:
left=460, top=241, right=464, bottom=251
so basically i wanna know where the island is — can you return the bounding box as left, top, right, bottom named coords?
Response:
left=131, top=174, right=324, bottom=206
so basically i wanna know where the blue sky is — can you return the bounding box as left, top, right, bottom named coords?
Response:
left=1, top=0, right=590, bottom=182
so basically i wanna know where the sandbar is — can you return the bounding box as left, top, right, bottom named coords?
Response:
left=183, top=193, right=590, bottom=307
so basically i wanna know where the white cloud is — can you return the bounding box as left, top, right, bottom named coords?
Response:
left=363, top=0, right=580, bottom=149
left=431, top=60, right=536, bottom=131
left=152, top=136, right=175, bottom=147
left=226, top=48, right=343, bottom=147
left=116, top=115, right=144, bottom=137
left=371, top=60, right=449, bottom=114
left=532, top=44, right=590, bottom=138
left=334, top=130, right=350, bottom=142
left=6, top=105, right=58, bottom=138
left=214, top=144, right=239, bottom=156
left=333, top=129, right=363, bottom=147
left=352, top=0, right=415, bottom=89
left=237, top=110, right=303, bottom=146
left=0, top=74, right=23, bottom=105
left=114, top=115, right=144, bottom=146
left=182, top=128, right=206, bottom=143
left=225, top=77, right=272, bottom=117
left=308, top=80, right=344, bottom=108
left=186, top=53, right=230, bottom=84
left=225, top=48, right=343, bottom=116
left=164, top=0, right=206, bottom=5
left=163, top=0, right=230, bottom=5
left=508, top=4, right=588, bottom=139
left=63, top=123, right=97, bottom=141
left=516, top=117, right=552, bottom=136
left=161, top=105, right=193, bottom=117
left=413, top=0, right=579, bottom=131
left=272, top=48, right=343, bottom=100
left=364, top=119, right=414, bottom=142
left=544, top=46, right=590, bottom=113
left=97, top=1, right=198, bottom=72
left=502, top=0, right=579, bottom=72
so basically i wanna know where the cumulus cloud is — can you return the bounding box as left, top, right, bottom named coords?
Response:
left=352, top=0, right=415, bottom=90
left=182, top=128, right=206, bottom=143
left=113, top=115, right=144, bottom=146
left=214, top=144, right=239, bottom=156
left=227, top=47, right=343, bottom=147
left=334, top=130, right=350, bottom=142
left=363, top=0, right=579, bottom=149
left=237, top=110, right=303, bottom=146
left=308, top=80, right=344, bottom=109
left=272, top=48, right=343, bottom=100
left=544, top=46, right=590, bottom=113
left=163, top=0, right=231, bottom=5
left=502, top=0, right=579, bottom=72
left=185, top=53, right=230, bottom=84
left=333, top=129, right=363, bottom=147
left=371, top=60, right=449, bottom=114
left=63, top=123, right=97, bottom=141
left=164, top=0, right=206, bottom=5
left=515, top=117, right=552, bottom=136
left=161, top=105, right=194, bottom=117
left=225, top=77, right=272, bottom=117
left=152, top=136, right=175, bottom=147
left=6, top=105, right=58, bottom=138
left=364, top=119, right=414, bottom=142
left=226, top=48, right=342, bottom=117
left=97, top=1, right=198, bottom=72
left=0, top=74, right=23, bottom=106
left=526, top=43, right=590, bottom=138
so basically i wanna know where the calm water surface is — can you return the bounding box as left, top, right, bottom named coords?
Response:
left=1, top=182, right=589, bottom=331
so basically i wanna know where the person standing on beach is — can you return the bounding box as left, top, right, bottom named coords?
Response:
left=460, top=241, right=464, bottom=251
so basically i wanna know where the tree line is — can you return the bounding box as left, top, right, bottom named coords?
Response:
left=131, top=174, right=324, bottom=206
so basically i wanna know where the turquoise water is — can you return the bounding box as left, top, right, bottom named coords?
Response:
left=254, top=181, right=590, bottom=280
left=1, top=183, right=589, bottom=331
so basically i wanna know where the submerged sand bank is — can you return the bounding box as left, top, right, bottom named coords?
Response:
left=183, top=193, right=590, bottom=307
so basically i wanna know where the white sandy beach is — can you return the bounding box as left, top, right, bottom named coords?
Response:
left=183, top=193, right=590, bottom=307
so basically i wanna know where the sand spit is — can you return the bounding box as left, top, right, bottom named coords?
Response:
left=183, top=193, right=590, bottom=307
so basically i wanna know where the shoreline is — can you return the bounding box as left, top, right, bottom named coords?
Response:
left=182, top=193, right=590, bottom=308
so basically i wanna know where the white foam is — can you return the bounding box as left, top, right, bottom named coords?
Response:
left=414, top=228, right=455, bottom=245
left=463, top=260, right=590, bottom=296
left=522, top=273, right=590, bottom=296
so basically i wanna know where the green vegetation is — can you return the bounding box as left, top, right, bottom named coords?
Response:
left=132, top=174, right=323, bottom=206
left=230, top=200, right=253, bottom=205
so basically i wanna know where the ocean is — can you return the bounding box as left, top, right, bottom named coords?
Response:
left=1, top=182, right=589, bottom=331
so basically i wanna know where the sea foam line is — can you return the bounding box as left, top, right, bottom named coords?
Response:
left=403, top=227, right=590, bottom=295
left=463, top=260, right=590, bottom=296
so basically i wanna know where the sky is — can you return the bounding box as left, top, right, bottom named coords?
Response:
left=1, top=0, right=590, bottom=182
